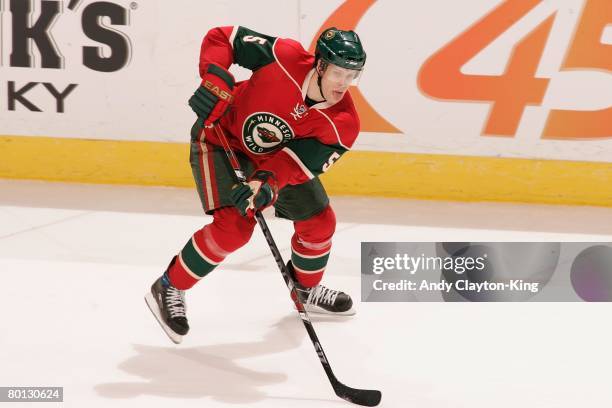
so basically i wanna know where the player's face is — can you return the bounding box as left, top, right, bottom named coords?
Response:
left=318, top=62, right=362, bottom=104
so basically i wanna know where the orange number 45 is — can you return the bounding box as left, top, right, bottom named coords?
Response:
left=418, top=0, right=611, bottom=140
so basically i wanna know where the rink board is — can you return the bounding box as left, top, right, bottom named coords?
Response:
left=1, top=1, right=610, bottom=206
left=1, top=135, right=611, bottom=207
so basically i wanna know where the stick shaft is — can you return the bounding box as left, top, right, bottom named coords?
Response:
left=212, top=124, right=381, bottom=406
left=213, top=124, right=337, bottom=376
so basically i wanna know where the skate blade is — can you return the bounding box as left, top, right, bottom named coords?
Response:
left=301, top=304, right=357, bottom=316
left=145, top=292, right=184, bottom=344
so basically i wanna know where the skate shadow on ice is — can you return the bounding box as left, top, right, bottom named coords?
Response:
left=94, top=313, right=352, bottom=404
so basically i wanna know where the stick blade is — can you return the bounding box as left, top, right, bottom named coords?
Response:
left=334, top=383, right=382, bottom=407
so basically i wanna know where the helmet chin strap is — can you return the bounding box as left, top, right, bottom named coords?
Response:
left=316, top=76, right=326, bottom=101
left=315, top=61, right=327, bottom=102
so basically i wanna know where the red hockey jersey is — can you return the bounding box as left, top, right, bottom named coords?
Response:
left=196, top=26, right=361, bottom=188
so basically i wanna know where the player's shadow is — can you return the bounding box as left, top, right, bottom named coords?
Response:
left=94, top=313, right=352, bottom=404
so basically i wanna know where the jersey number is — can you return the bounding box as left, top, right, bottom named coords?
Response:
left=322, top=152, right=341, bottom=173
left=243, top=35, right=267, bottom=45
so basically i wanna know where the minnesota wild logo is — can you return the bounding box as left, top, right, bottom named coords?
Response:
left=242, top=112, right=294, bottom=154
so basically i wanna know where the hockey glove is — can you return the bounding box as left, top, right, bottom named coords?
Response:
left=189, top=63, right=235, bottom=126
left=230, top=170, right=278, bottom=217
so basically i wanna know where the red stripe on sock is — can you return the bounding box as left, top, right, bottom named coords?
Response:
left=168, top=256, right=199, bottom=290
left=294, top=268, right=323, bottom=287
left=193, top=227, right=227, bottom=263
left=291, top=234, right=331, bottom=257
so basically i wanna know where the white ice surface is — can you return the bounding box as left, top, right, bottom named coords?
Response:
left=1, top=180, right=612, bottom=408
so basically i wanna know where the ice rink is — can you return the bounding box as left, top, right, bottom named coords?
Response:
left=2, top=179, right=612, bottom=408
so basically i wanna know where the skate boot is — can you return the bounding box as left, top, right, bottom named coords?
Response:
left=145, top=256, right=189, bottom=344
left=287, top=261, right=355, bottom=315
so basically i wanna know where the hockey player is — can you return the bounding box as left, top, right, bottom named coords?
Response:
left=145, top=26, right=367, bottom=343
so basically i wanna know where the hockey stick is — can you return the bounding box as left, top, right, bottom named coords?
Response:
left=213, top=124, right=381, bottom=407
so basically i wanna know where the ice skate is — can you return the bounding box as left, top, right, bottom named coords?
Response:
left=288, top=261, right=355, bottom=316
left=145, top=257, right=189, bottom=344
